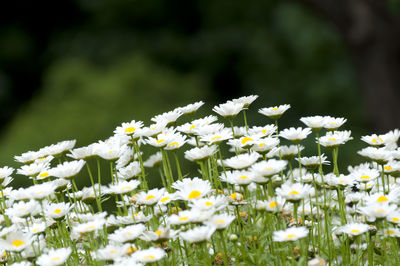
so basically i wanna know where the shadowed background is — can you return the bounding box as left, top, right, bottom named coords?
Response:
left=1, top=0, right=399, bottom=185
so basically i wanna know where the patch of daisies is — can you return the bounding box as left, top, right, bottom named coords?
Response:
left=0, top=96, right=400, bottom=265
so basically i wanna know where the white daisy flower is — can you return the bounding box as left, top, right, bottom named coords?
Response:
left=164, top=133, right=187, bottom=150
left=36, top=247, right=72, bottom=266
left=318, top=130, right=353, bottom=148
left=173, top=177, right=212, bottom=201
left=387, top=211, right=400, bottom=224
left=174, top=101, right=204, bottom=115
left=258, top=104, right=290, bottom=120
left=380, top=129, right=400, bottom=150
left=256, top=197, right=285, bottom=212
left=200, top=129, right=233, bottom=145
left=231, top=95, right=258, bottom=108
left=131, top=247, right=166, bottom=264
left=276, top=182, right=314, bottom=202
left=337, top=223, right=369, bottom=236
left=350, top=168, right=380, bottom=183
left=358, top=147, right=393, bottom=164
left=189, top=195, right=228, bottom=211
left=109, top=180, right=141, bottom=195
left=273, top=226, right=308, bottom=242
left=143, top=152, right=163, bottom=168
left=300, top=115, right=329, bottom=131
left=222, top=152, right=260, bottom=170
left=140, top=122, right=167, bottom=137
left=276, top=145, right=304, bottom=160
left=213, top=101, right=244, bottom=118
left=358, top=203, right=397, bottom=221
left=0, top=166, right=14, bottom=180
left=67, top=143, right=97, bottom=159
left=0, top=232, right=33, bottom=252
left=248, top=125, right=277, bottom=137
left=361, top=134, right=384, bottom=146
left=39, top=140, right=76, bottom=157
left=296, top=154, right=329, bottom=170
left=114, top=120, right=144, bottom=137
left=204, top=213, right=235, bottom=230
left=6, top=200, right=41, bottom=218
left=324, top=117, right=347, bottom=131
left=117, top=161, right=141, bottom=180
left=251, top=159, right=287, bottom=177
left=134, top=188, right=166, bottom=206
left=72, top=219, right=106, bottom=235
left=179, top=225, right=216, bottom=243
left=151, top=110, right=183, bottom=126
left=184, top=145, right=218, bottom=162
left=44, top=202, right=74, bottom=220
left=252, top=137, right=280, bottom=153
left=193, top=123, right=225, bottom=136
left=109, top=224, right=146, bottom=243
left=49, top=160, right=86, bottom=180
left=94, top=244, right=129, bottom=261
left=140, top=226, right=179, bottom=242
left=279, top=127, right=312, bottom=143
left=220, top=170, right=255, bottom=186
left=14, top=150, right=42, bottom=164
left=17, top=161, right=49, bottom=177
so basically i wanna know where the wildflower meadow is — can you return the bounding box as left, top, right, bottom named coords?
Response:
left=1, top=95, right=400, bottom=265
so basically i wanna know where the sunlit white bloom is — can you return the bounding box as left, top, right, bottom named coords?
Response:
left=200, top=129, right=233, bottom=145
left=134, top=188, right=166, bottom=206
left=213, top=101, right=244, bottom=118
left=49, top=160, right=86, bottom=179
left=382, top=228, right=400, bottom=238
left=231, top=95, right=258, bottom=108
left=175, top=101, right=204, bottom=115
left=143, top=152, right=162, bottom=168
left=114, top=120, right=144, bottom=138
left=296, top=154, right=329, bottom=170
left=258, top=104, right=291, bottom=120
left=164, top=133, right=187, bottom=150
left=276, top=182, right=314, bottom=202
left=324, top=117, right=347, bottom=131
left=68, top=144, right=97, bottom=159
left=248, top=125, right=277, bottom=137
left=151, top=110, right=183, bottom=126
left=72, top=219, right=106, bottom=235
left=380, top=129, right=400, bottom=150
left=220, top=170, right=255, bottom=186
left=132, top=247, right=166, bottom=264
left=338, top=223, right=369, bottom=236
left=140, top=122, right=167, bottom=137
left=228, top=134, right=263, bottom=149
left=361, top=134, right=384, bottom=146
left=94, top=244, right=129, bottom=261
left=94, top=141, right=129, bottom=160
left=222, top=152, right=260, bottom=170
left=318, top=130, right=352, bottom=148
left=36, top=248, right=72, bottom=266
left=167, top=209, right=209, bottom=225
left=115, top=146, right=135, bottom=169
left=180, top=225, right=216, bottom=243
left=146, top=130, right=176, bottom=148
left=109, top=180, right=141, bottom=195
left=117, top=161, right=141, bottom=180
left=300, top=116, right=329, bottom=131
left=256, top=197, right=285, bottom=212
left=17, top=161, right=49, bottom=177
left=277, top=145, right=304, bottom=160
left=252, top=137, right=280, bottom=153
left=173, top=178, right=212, bottom=201
left=325, top=174, right=354, bottom=188
left=26, top=182, right=56, bottom=200
left=193, top=123, right=225, bottom=136
left=39, top=140, right=76, bottom=157
left=14, top=150, right=42, bottom=164
left=273, top=227, right=308, bottom=242
left=382, top=161, right=400, bottom=175
left=251, top=159, right=287, bottom=177
left=0, top=166, right=14, bottom=180
left=189, top=195, right=228, bottom=211
left=109, top=223, right=146, bottom=243
left=140, top=227, right=179, bottom=242
left=6, top=200, right=41, bottom=218
left=279, top=127, right=312, bottom=143
left=350, top=168, right=380, bottom=183
left=358, top=147, right=393, bottom=164
left=184, top=145, right=218, bottom=162
left=157, top=192, right=176, bottom=205
left=358, top=203, right=397, bottom=220
left=45, top=202, right=74, bottom=220
left=387, top=211, right=400, bottom=224
left=204, top=213, right=235, bottom=230
left=0, top=232, right=33, bottom=252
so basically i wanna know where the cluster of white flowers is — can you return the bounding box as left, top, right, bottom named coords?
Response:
left=1, top=96, right=400, bottom=265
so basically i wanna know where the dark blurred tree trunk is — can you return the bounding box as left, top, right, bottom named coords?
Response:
left=298, top=0, right=400, bottom=133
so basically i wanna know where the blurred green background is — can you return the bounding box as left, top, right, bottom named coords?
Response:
left=1, top=0, right=399, bottom=184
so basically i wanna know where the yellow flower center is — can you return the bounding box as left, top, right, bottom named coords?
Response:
left=156, top=139, right=165, bottom=144
left=259, top=143, right=265, bottom=147
left=269, top=202, right=277, bottom=208
left=239, top=176, right=249, bottom=180
left=160, top=197, right=170, bottom=202
left=168, top=142, right=179, bottom=146
left=211, top=136, right=222, bottom=141
left=214, top=219, right=225, bottom=224
left=262, top=129, right=267, bottom=134
left=387, top=230, right=395, bottom=235
left=241, top=137, right=253, bottom=145
left=328, top=138, right=336, bottom=142
left=179, top=217, right=189, bottom=221
left=205, top=201, right=213, bottom=206
left=144, top=255, right=155, bottom=260
left=51, top=257, right=61, bottom=261
left=288, top=190, right=299, bottom=196
left=286, top=234, right=296, bottom=238
left=12, top=240, right=24, bottom=247
left=85, top=225, right=96, bottom=230
left=109, top=250, right=117, bottom=254
left=121, top=186, right=132, bottom=191
left=124, top=127, right=136, bottom=133
left=39, top=172, right=49, bottom=178
left=384, top=166, right=393, bottom=171
left=189, top=125, right=196, bottom=130
left=188, top=190, right=201, bottom=199
left=145, top=195, right=155, bottom=201
left=155, top=230, right=163, bottom=236
left=376, top=209, right=384, bottom=213
left=272, top=107, right=278, bottom=111
left=350, top=229, right=360, bottom=234
left=54, top=209, right=62, bottom=214
left=377, top=196, right=388, bottom=203
left=392, top=217, right=400, bottom=222
left=360, top=175, right=370, bottom=180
